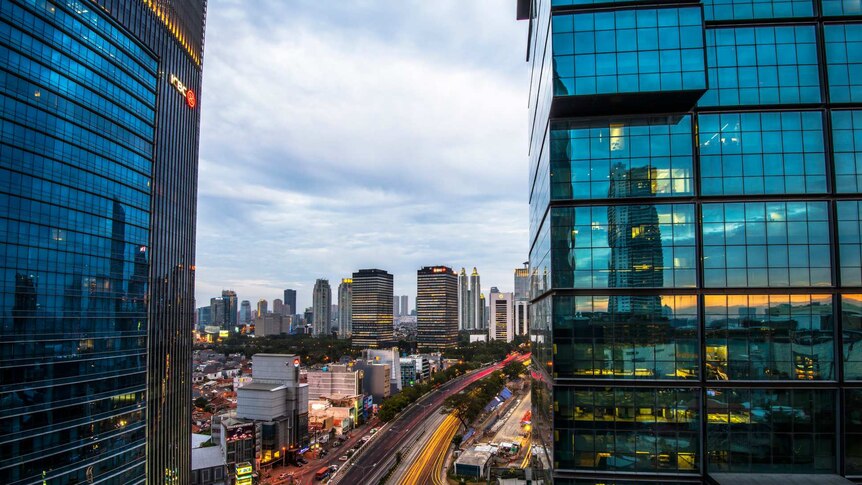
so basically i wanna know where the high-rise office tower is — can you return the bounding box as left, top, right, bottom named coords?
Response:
left=393, top=295, right=401, bottom=317
left=519, top=0, right=862, bottom=482
left=514, top=264, right=530, bottom=301
left=273, top=298, right=284, bottom=316
left=351, top=269, right=394, bottom=348
left=400, top=294, right=409, bottom=317
left=240, top=300, right=252, bottom=324
left=0, top=0, right=207, bottom=482
left=257, top=299, right=268, bottom=317
left=284, top=288, right=297, bottom=316
left=488, top=291, right=514, bottom=343
left=416, top=266, right=459, bottom=351
left=222, top=289, right=238, bottom=329
left=458, top=267, right=470, bottom=330
left=312, top=278, right=332, bottom=336
left=469, top=267, right=482, bottom=329
left=338, top=278, right=353, bottom=338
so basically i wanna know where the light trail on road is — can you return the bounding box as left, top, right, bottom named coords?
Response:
left=398, top=414, right=459, bottom=485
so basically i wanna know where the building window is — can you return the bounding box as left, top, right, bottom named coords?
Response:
left=832, top=110, right=862, bottom=193
left=551, top=115, right=693, bottom=200
left=847, top=389, right=862, bottom=474
left=842, top=294, right=862, bottom=380
left=825, top=24, right=862, bottom=103
left=553, top=295, right=699, bottom=380
left=706, top=388, right=835, bottom=473
left=704, top=294, right=834, bottom=381
left=703, top=0, right=814, bottom=21
left=555, top=387, right=700, bottom=473
left=698, top=111, right=826, bottom=195
left=701, top=201, right=831, bottom=287
left=701, top=25, right=820, bottom=106
left=823, top=0, right=862, bottom=16
left=838, top=201, right=862, bottom=286
left=552, top=6, right=706, bottom=96
left=551, top=204, right=697, bottom=289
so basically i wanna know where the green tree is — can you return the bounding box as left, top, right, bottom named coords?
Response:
left=502, top=361, right=524, bottom=381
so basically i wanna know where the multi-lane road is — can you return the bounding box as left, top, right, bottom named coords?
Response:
left=333, top=353, right=528, bottom=485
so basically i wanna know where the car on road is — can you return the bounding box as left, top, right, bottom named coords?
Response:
left=297, top=457, right=308, bottom=464
left=339, top=455, right=349, bottom=461
left=329, top=464, right=338, bottom=471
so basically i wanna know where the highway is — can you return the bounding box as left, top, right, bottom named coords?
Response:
left=397, top=414, right=459, bottom=485
left=333, top=353, right=527, bottom=485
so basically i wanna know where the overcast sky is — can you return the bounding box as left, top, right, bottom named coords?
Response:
left=195, top=1, right=530, bottom=311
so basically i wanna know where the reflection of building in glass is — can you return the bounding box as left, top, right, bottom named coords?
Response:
left=607, top=165, right=664, bottom=316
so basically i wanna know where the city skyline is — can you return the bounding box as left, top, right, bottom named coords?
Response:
left=193, top=1, right=528, bottom=311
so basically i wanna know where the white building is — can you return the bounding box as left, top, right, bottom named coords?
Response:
left=488, top=291, right=514, bottom=342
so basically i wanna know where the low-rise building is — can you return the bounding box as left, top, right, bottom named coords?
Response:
left=192, top=433, right=227, bottom=485
left=454, top=448, right=492, bottom=478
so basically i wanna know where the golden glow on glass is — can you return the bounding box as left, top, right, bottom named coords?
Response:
left=141, top=1, right=201, bottom=65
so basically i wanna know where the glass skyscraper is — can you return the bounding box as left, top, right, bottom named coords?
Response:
left=0, top=0, right=206, bottom=483
left=351, top=268, right=394, bottom=348
left=520, top=0, right=862, bottom=483
left=416, top=266, right=459, bottom=352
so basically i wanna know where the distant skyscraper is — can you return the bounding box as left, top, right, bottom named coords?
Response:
left=240, top=300, right=252, bottom=324
left=338, top=278, right=353, bottom=338
left=351, top=269, right=394, bottom=348
left=488, top=291, right=514, bottom=343
left=210, top=290, right=237, bottom=331
left=196, top=306, right=212, bottom=329
left=469, top=268, right=482, bottom=329
left=312, top=279, right=332, bottom=336
left=458, top=268, right=469, bottom=330
left=273, top=298, right=284, bottom=316
left=400, top=294, right=409, bottom=317
left=514, top=264, right=530, bottom=301
left=416, top=266, right=459, bottom=351
left=284, top=288, right=297, bottom=315
left=393, top=295, right=400, bottom=317
left=0, top=0, right=208, bottom=482
left=258, top=299, right=268, bottom=317
left=222, top=289, right=238, bottom=328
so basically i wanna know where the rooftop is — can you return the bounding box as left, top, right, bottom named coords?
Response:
left=192, top=445, right=224, bottom=471
left=455, top=448, right=493, bottom=467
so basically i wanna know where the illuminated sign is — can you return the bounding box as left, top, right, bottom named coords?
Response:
left=235, top=464, right=253, bottom=476
left=219, top=330, right=229, bottom=338
left=169, top=74, right=196, bottom=108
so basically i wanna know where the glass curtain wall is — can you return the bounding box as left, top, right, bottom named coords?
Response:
left=524, top=0, right=862, bottom=482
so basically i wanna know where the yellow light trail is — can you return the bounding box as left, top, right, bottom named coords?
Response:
left=520, top=442, right=532, bottom=469
left=399, top=414, right=459, bottom=485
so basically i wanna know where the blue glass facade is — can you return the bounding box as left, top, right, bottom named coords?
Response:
left=0, top=0, right=206, bottom=483
left=520, top=0, right=862, bottom=482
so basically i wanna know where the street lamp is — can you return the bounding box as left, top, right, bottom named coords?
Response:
left=282, top=446, right=286, bottom=468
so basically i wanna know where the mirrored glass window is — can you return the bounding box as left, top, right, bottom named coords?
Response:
left=706, top=388, right=835, bottom=473
left=698, top=111, right=826, bottom=195
left=551, top=115, right=693, bottom=200
left=847, top=389, right=862, bottom=473
left=842, top=294, right=862, bottom=380
left=838, top=201, right=862, bottom=286
left=701, top=26, right=820, bottom=106
left=554, top=295, right=699, bottom=379
left=703, top=0, right=814, bottom=20
left=825, top=24, right=862, bottom=103
left=555, top=387, right=700, bottom=473
left=551, top=204, right=697, bottom=289
left=701, top=202, right=831, bottom=287
left=822, top=0, right=862, bottom=16
left=553, top=7, right=706, bottom=96
left=705, top=294, right=834, bottom=381
left=832, top=110, right=862, bottom=193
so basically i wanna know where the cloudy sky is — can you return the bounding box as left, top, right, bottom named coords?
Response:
left=195, top=1, right=530, bottom=311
